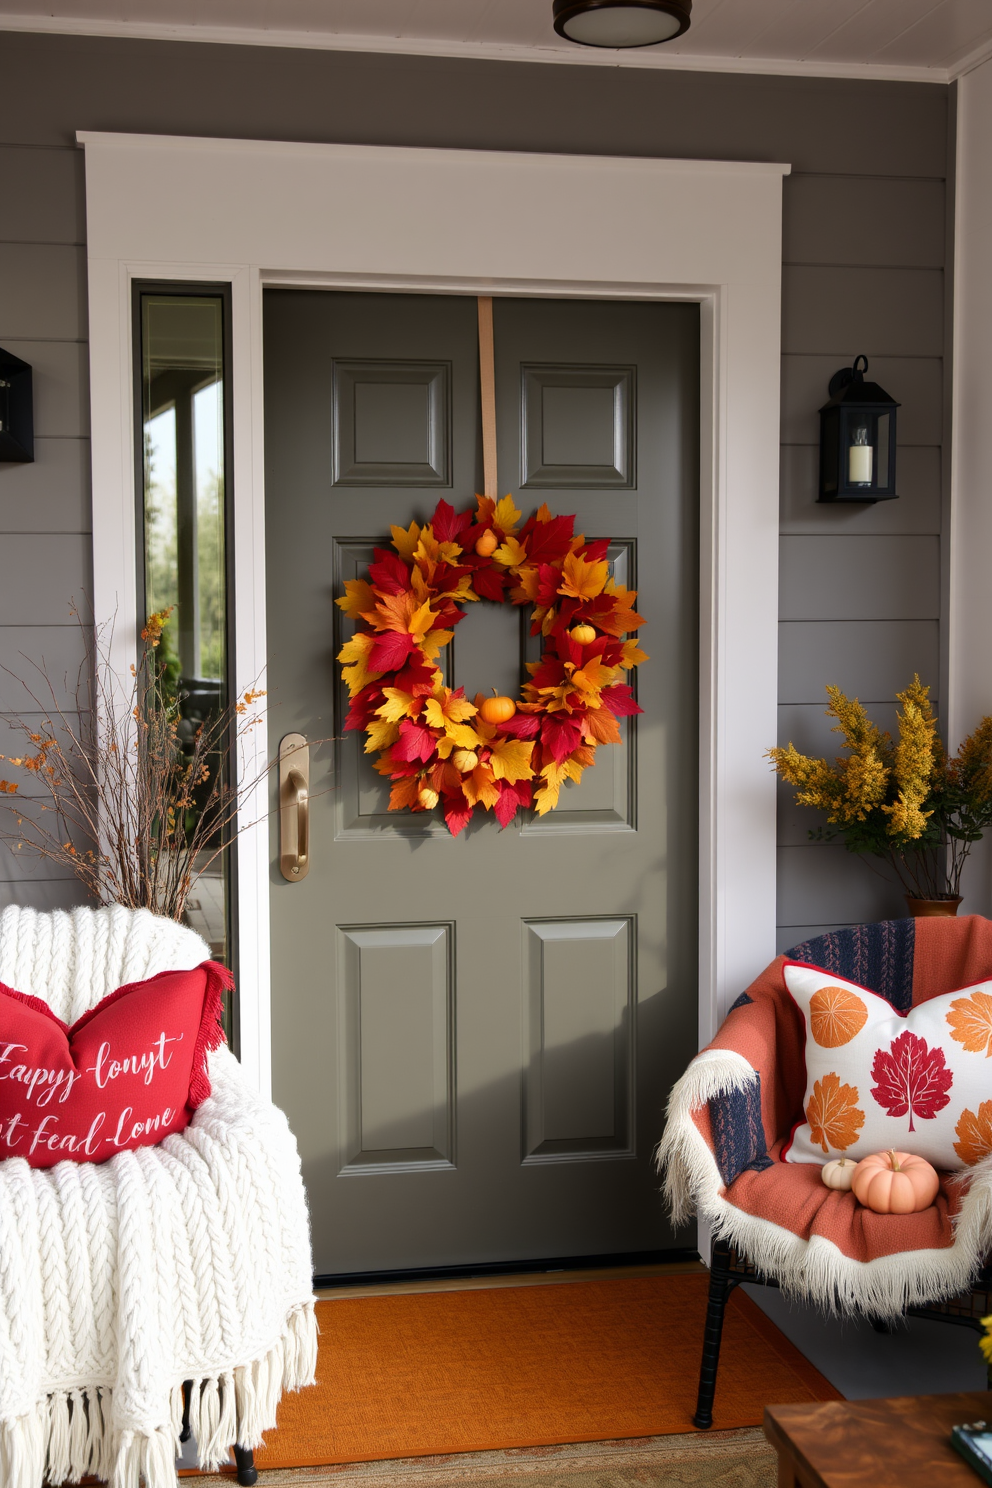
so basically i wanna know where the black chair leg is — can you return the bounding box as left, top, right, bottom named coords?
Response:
left=180, top=1380, right=193, bottom=1443
left=693, top=1236, right=738, bottom=1430
left=234, top=1444, right=258, bottom=1486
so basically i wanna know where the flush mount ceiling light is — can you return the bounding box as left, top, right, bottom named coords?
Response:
left=552, top=0, right=691, bottom=48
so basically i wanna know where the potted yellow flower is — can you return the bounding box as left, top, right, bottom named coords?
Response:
left=769, top=677, right=992, bottom=915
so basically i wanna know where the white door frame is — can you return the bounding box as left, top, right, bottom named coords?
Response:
left=79, top=132, right=788, bottom=1097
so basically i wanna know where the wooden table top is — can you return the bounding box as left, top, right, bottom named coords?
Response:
left=764, top=1390, right=992, bottom=1487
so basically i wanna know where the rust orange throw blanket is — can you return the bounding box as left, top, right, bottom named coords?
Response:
left=249, top=1276, right=838, bottom=1468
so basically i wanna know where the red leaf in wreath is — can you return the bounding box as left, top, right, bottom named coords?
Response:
left=393, top=719, right=438, bottom=764
left=498, top=714, right=540, bottom=740
left=472, top=566, right=508, bottom=602
left=870, top=1029, right=953, bottom=1132
left=443, top=793, right=474, bottom=836
left=542, top=714, right=584, bottom=765
left=393, top=654, right=439, bottom=698
left=521, top=513, right=575, bottom=564
left=368, top=550, right=411, bottom=595
left=493, top=778, right=533, bottom=827
left=431, top=499, right=473, bottom=544
left=549, top=598, right=581, bottom=635
left=582, top=538, right=611, bottom=564
left=534, top=564, right=562, bottom=609
left=368, top=630, right=417, bottom=672
left=344, top=683, right=384, bottom=732
left=600, top=684, right=642, bottom=718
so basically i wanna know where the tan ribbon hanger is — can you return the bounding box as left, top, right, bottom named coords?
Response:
left=477, top=296, right=498, bottom=501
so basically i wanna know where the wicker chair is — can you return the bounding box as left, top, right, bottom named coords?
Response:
left=658, top=916, right=992, bottom=1429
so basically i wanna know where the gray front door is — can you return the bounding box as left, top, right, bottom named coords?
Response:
left=263, top=290, right=698, bottom=1277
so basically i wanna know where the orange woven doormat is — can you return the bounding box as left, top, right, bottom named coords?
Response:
left=250, top=1274, right=840, bottom=1469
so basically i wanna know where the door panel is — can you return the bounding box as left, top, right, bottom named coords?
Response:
left=264, top=290, right=698, bottom=1276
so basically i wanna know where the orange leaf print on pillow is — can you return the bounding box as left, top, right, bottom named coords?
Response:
left=954, top=1102, right=992, bottom=1165
left=809, top=986, right=869, bottom=1048
left=947, top=991, right=992, bottom=1058
left=806, top=1071, right=865, bottom=1154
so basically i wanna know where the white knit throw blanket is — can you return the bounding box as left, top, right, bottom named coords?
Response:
left=0, top=905, right=317, bottom=1488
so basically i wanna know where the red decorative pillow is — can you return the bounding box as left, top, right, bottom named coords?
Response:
left=0, top=960, right=231, bottom=1168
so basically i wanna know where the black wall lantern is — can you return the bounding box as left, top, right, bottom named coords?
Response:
left=0, top=346, right=34, bottom=463
left=818, top=354, right=898, bottom=503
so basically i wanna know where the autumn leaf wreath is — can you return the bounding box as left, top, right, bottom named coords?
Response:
left=336, top=494, right=648, bottom=835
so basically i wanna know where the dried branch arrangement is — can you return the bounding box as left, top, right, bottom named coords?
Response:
left=0, top=609, right=267, bottom=921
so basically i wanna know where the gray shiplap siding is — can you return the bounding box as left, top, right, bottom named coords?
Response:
left=0, top=35, right=950, bottom=954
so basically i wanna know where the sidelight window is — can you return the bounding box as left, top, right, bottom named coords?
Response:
left=135, top=287, right=233, bottom=967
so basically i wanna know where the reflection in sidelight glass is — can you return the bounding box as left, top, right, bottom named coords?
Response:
left=139, top=292, right=231, bottom=963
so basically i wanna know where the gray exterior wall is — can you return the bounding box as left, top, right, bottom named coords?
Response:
left=0, top=32, right=951, bottom=944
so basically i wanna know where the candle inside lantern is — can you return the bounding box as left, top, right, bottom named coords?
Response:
left=849, top=427, right=872, bottom=485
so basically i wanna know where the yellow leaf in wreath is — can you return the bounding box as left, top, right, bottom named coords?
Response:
left=446, top=722, right=483, bottom=750
left=410, top=601, right=439, bottom=642
left=391, top=521, right=421, bottom=562
left=493, top=535, right=528, bottom=569
left=488, top=738, right=535, bottom=784
left=424, top=688, right=478, bottom=728
left=494, top=494, right=522, bottom=536
left=533, top=757, right=583, bottom=814
left=364, top=719, right=401, bottom=753
left=534, top=503, right=554, bottom=524
left=376, top=687, right=422, bottom=723
left=620, top=640, right=648, bottom=669
left=337, top=633, right=378, bottom=696
left=559, top=550, right=609, bottom=602
left=335, top=579, right=376, bottom=619
left=421, top=630, right=453, bottom=662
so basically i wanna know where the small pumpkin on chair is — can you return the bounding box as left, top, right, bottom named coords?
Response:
left=851, top=1149, right=940, bottom=1214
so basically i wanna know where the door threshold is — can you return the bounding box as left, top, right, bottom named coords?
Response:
left=314, top=1248, right=702, bottom=1300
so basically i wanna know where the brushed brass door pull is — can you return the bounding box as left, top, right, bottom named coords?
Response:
left=279, top=733, right=310, bottom=881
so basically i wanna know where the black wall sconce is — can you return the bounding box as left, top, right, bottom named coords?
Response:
left=0, top=346, right=34, bottom=463
left=818, top=354, right=898, bottom=503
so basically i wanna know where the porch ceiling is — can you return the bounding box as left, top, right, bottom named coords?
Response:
left=0, top=0, right=991, bottom=83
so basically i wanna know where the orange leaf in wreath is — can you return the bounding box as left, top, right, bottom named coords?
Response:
left=805, top=1071, right=865, bottom=1154
left=954, top=1102, right=992, bottom=1165
left=571, top=657, right=616, bottom=697
left=559, top=550, right=609, bottom=602
left=809, top=986, right=869, bottom=1048
left=947, top=991, right=992, bottom=1057
left=388, top=777, right=421, bottom=812
left=582, top=708, right=622, bottom=745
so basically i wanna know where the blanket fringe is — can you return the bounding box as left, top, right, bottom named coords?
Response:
left=656, top=1051, right=992, bottom=1318
left=0, top=1299, right=318, bottom=1488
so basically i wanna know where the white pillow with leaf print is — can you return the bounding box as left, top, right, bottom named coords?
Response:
left=781, top=960, right=992, bottom=1171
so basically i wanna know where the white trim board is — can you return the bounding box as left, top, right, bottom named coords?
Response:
left=79, top=131, right=787, bottom=1096
left=0, top=12, right=970, bottom=83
